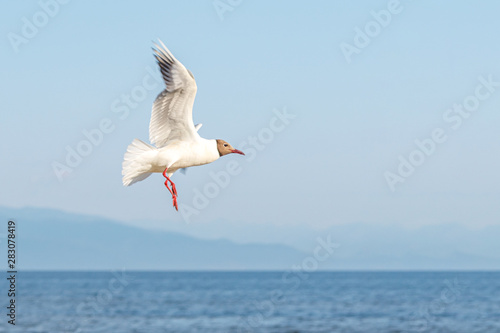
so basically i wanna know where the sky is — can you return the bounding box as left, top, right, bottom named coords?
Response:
left=1, top=1, right=500, bottom=240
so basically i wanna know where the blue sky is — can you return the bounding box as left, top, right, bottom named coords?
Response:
left=1, top=1, right=500, bottom=240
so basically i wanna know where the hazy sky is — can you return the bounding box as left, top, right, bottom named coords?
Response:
left=2, top=1, right=500, bottom=235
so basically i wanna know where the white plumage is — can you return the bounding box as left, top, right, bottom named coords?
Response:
left=122, top=40, right=244, bottom=210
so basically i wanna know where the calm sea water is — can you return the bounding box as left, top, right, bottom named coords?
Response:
left=1, top=271, right=499, bottom=333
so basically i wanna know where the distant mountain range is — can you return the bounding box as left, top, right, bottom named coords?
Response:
left=0, top=206, right=499, bottom=270
left=0, top=206, right=306, bottom=270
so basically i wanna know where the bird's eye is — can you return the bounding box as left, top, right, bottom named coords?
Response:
left=224, top=144, right=228, bottom=147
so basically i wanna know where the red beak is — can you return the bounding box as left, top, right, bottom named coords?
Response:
left=231, top=149, right=245, bottom=155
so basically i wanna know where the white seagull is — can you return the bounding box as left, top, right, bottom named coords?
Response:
left=122, top=40, right=245, bottom=210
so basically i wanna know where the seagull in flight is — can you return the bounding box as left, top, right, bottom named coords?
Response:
left=122, top=40, right=245, bottom=210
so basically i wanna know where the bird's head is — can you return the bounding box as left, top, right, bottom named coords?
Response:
left=216, top=139, right=245, bottom=156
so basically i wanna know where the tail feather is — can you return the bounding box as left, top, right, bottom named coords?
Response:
left=122, top=139, right=156, bottom=186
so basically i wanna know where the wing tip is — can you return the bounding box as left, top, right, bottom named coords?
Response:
left=152, top=39, right=174, bottom=62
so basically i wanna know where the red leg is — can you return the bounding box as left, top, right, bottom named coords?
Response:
left=162, top=168, right=178, bottom=196
left=163, top=167, right=179, bottom=211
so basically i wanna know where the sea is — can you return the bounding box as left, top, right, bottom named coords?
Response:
left=1, top=271, right=499, bottom=333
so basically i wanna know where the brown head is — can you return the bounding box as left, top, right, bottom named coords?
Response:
left=216, top=139, right=245, bottom=157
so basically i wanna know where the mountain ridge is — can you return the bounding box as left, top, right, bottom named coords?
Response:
left=1, top=206, right=499, bottom=270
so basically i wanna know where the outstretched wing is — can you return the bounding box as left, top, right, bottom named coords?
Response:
left=149, top=40, right=199, bottom=147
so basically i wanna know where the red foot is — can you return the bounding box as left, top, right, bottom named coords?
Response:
left=172, top=195, right=178, bottom=211
left=171, top=182, right=178, bottom=197
left=163, top=167, right=179, bottom=210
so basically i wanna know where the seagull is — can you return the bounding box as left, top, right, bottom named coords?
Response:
left=122, top=40, right=245, bottom=211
